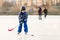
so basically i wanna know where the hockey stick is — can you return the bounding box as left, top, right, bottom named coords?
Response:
left=8, top=25, right=18, bottom=31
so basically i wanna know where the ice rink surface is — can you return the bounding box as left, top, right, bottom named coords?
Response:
left=0, top=15, right=60, bottom=40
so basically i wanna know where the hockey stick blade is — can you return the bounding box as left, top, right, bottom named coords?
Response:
left=8, top=28, right=14, bottom=31
left=8, top=25, right=18, bottom=31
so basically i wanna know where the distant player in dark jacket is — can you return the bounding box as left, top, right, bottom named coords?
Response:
left=43, top=8, right=48, bottom=18
left=18, top=6, right=28, bottom=35
left=38, top=7, right=42, bottom=20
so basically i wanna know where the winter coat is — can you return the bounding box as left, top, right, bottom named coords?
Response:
left=38, top=8, right=42, bottom=15
left=19, top=12, right=28, bottom=23
left=43, top=8, right=48, bottom=14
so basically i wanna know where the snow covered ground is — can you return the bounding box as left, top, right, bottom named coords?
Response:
left=0, top=15, right=60, bottom=40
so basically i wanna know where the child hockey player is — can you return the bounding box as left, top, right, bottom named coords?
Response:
left=18, top=6, right=28, bottom=35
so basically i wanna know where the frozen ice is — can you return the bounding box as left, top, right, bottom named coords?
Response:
left=0, top=15, right=60, bottom=40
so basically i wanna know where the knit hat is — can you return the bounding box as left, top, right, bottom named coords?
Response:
left=22, top=6, right=26, bottom=10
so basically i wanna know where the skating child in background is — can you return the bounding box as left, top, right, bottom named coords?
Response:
left=43, top=8, right=48, bottom=18
left=38, top=7, right=42, bottom=20
left=18, top=6, right=28, bottom=35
